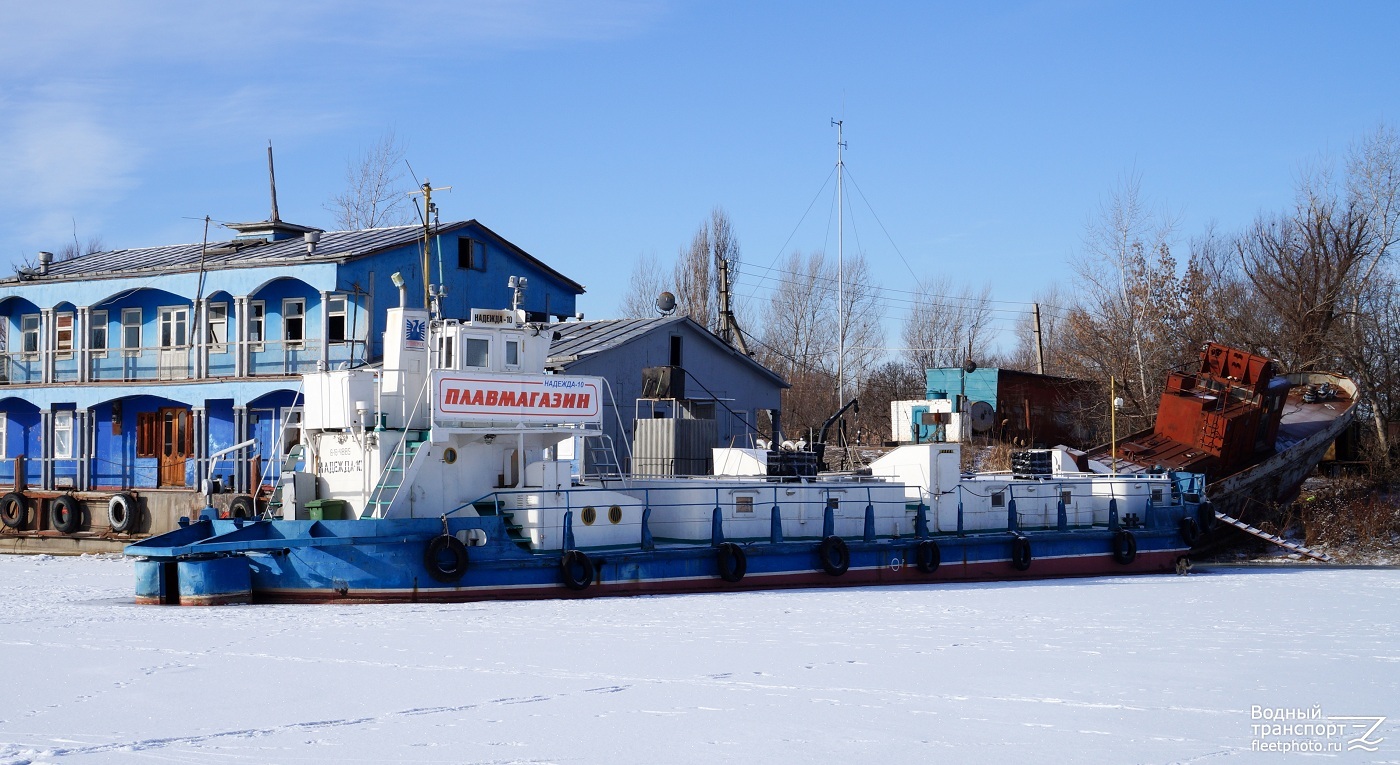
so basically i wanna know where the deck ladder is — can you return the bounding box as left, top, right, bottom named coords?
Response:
left=365, top=431, right=429, bottom=518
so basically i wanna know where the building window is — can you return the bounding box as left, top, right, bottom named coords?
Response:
left=991, top=490, right=1006, bottom=508
left=327, top=295, right=347, bottom=343
left=21, top=314, right=39, bottom=356
left=206, top=303, right=228, bottom=353
left=282, top=408, right=303, bottom=455
left=90, top=310, right=108, bottom=358
left=283, top=299, right=305, bottom=347
left=56, top=313, right=74, bottom=358
left=0, top=416, right=7, bottom=459
left=463, top=337, right=489, bottom=368
left=248, top=301, right=265, bottom=350
left=159, top=306, right=188, bottom=349
left=504, top=339, right=520, bottom=367
left=53, top=410, right=73, bottom=459
left=458, top=237, right=486, bottom=271
left=122, top=308, right=142, bottom=355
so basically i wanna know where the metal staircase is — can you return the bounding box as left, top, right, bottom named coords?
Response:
left=472, top=498, right=533, bottom=552
left=585, top=434, right=624, bottom=480
left=365, top=431, right=429, bottom=518
left=264, top=444, right=307, bottom=518
left=1215, top=509, right=1334, bottom=562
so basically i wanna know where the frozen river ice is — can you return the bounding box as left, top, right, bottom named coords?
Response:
left=0, top=554, right=1396, bottom=764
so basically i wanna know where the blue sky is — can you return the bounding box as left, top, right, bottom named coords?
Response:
left=1, top=1, right=1395, bottom=351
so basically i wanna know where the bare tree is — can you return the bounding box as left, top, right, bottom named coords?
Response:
left=901, top=276, right=994, bottom=372
left=327, top=131, right=414, bottom=230
left=674, top=224, right=714, bottom=329
left=619, top=251, right=667, bottom=319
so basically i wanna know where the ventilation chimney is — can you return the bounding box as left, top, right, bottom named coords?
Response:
left=304, top=231, right=320, bottom=256
left=37, top=251, right=53, bottom=275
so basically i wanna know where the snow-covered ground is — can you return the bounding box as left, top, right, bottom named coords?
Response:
left=0, top=555, right=1396, bottom=764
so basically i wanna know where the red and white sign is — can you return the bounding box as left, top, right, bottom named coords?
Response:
left=433, top=372, right=602, bottom=424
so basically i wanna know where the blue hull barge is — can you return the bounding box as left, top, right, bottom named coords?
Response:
left=128, top=298, right=1207, bottom=605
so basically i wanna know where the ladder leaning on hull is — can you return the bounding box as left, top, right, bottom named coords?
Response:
left=1214, top=510, right=1333, bottom=563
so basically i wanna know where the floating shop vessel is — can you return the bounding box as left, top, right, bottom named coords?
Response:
left=127, top=291, right=1214, bottom=605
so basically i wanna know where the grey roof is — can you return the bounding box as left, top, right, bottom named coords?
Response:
left=7, top=220, right=585, bottom=293
left=547, top=316, right=788, bottom=388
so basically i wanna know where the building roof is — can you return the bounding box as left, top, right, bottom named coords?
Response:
left=4, top=220, right=585, bottom=293
left=547, top=316, right=788, bottom=388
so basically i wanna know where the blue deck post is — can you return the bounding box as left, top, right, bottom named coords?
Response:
left=1108, top=498, right=1119, bottom=531
left=822, top=506, right=834, bottom=538
left=563, top=510, right=576, bottom=550
left=863, top=504, right=875, bottom=542
left=1057, top=498, right=1068, bottom=531
left=1007, top=498, right=1018, bottom=531
left=770, top=505, right=783, bottom=544
left=711, top=506, right=724, bottom=546
left=957, top=500, right=964, bottom=537
left=640, top=506, right=654, bottom=550
left=915, top=503, right=929, bottom=539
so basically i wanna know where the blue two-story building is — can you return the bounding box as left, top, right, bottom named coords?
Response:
left=0, top=216, right=583, bottom=528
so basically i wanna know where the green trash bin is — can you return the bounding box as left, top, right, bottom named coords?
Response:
left=305, top=499, right=347, bottom=521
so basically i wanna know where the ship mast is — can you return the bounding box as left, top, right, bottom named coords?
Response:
left=832, top=119, right=846, bottom=408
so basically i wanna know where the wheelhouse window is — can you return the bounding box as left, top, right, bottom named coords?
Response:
left=21, top=314, right=39, bottom=356
left=326, top=295, right=347, bottom=343
left=53, top=410, right=73, bottom=459
left=90, top=310, right=108, bottom=358
left=206, top=303, right=227, bottom=353
left=991, top=490, right=1006, bottom=508
left=436, top=334, right=455, bottom=369
left=283, top=299, right=305, bottom=347
left=55, top=313, right=74, bottom=358
left=248, top=301, right=265, bottom=350
left=122, top=308, right=142, bottom=355
left=504, top=338, right=520, bottom=367
left=458, top=237, right=486, bottom=271
left=463, top=336, right=490, bottom=368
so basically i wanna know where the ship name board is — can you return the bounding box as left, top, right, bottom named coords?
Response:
left=435, top=373, right=600, bottom=422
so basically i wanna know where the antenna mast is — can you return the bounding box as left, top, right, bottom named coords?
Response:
left=267, top=142, right=280, bottom=222
left=409, top=180, right=452, bottom=310
left=832, top=119, right=846, bottom=408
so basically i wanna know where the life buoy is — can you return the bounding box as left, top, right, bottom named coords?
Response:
left=107, top=493, right=138, bottom=533
left=560, top=549, right=594, bottom=591
left=229, top=495, right=256, bottom=520
left=423, top=534, right=469, bottom=582
left=716, top=542, right=747, bottom=582
left=0, top=492, right=27, bottom=529
left=1113, top=529, right=1137, bottom=565
left=818, top=536, right=849, bottom=576
left=1011, top=536, right=1032, bottom=571
left=915, top=540, right=941, bottom=574
left=1180, top=516, right=1201, bottom=547
left=51, top=495, right=82, bottom=534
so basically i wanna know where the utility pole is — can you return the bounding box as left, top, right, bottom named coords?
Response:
left=1032, top=303, right=1046, bottom=375
left=267, top=142, right=280, bottom=223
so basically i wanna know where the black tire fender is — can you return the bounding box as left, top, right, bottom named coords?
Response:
left=818, top=535, right=850, bottom=576
left=1180, top=516, right=1201, bottom=547
left=716, top=542, right=747, bottom=583
left=1011, top=536, right=1032, bottom=571
left=107, top=493, right=138, bottom=533
left=423, top=534, right=469, bottom=582
left=51, top=495, right=82, bottom=534
left=915, top=540, right=941, bottom=574
left=0, top=492, right=27, bottom=529
left=229, top=495, right=256, bottom=520
left=1113, top=529, right=1138, bottom=565
left=560, top=549, right=594, bottom=591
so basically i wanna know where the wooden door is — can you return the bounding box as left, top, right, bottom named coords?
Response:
left=158, top=407, right=192, bottom=487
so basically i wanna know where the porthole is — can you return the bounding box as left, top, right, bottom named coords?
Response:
left=608, top=505, right=622, bottom=524
left=442, top=447, right=457, bottom=464
left=581, top=506, right=596, bottom=525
